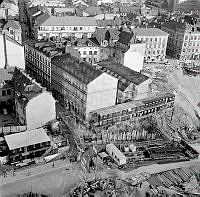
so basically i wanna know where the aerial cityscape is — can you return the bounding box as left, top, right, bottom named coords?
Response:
left=1, top=0, right=200, bottom=196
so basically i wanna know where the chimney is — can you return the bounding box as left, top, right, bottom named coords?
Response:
left=3, top=33, right=9, bottom=69
left=5, top=8, right=8, bottom=21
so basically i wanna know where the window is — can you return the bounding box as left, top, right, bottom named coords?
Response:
left=83, top=58, right=86, bottom=61
left=2, top=90, right=6, bottom=96
left=155, top=38, right=157, bottom=41
left=89, top=51, right=92, bottom=55
left=185, top=35, right=188, bottom=40
left=157, top=50, right=160, bottom=54
left=150, top=38, right=153, bottom=42
left=184, top=43, right=187, bottom=47
left=7, top=89, right=11, bottom=95
left=61, top=27, right=65, bottom=30
left=94, top=51, right=97, bottom=55
left=74, top=27, right=78, bottom=31
left=146, top=38, right=149, bottom=42
left=83, top=51, right=86, bottom=55
left=194, top=36, right=197, bottom=40
left=80, top=27, right=83, bottom=30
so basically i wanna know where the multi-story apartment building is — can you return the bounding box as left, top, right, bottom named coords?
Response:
left=162, top=21, right=200, bottom=60
left=65, top=38, right=102, bottom=64
left=131, top=28, right=168, bottom=63
left=97, top=61, right=150, bottom=102
left=13, top=68, right=56, bottom=130
left=36, top=15, right=97, bottom=40
left=24, top=40, right=63, bottom=90
left=51, top=54, right=118, bottom=121
left=4, top=128, right=51, bottom=163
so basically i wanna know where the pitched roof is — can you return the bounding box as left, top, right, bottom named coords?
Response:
left=98, top=60, right=149, bottom=85
left=92, top=28, right=120, bottom=45
left=12, top=68, right=42, bottom=101
left=84, top=6, right=102, bottom=15
left=34, top=11, right=50, bottom=27
left=96, top=18, right=121, bottom=27
left=5, top=128, right=50, bottom=150
left=119, top=6, right=141, bottom=13
left=131, top=28, right=169, bottom=37
left=3, top=20, right=21, bottom=30
left=40, top=15, right=97, bottom=26
left=0, top=67, right=15, bottom=83
left=162, top=21, right=187, bottom=31
left=52, top=54, right=102, bottom=84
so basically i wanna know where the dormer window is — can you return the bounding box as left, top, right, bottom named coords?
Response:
left=102, top=40, right=108, bottom=46
left=88, top=42, right=92, bottom=46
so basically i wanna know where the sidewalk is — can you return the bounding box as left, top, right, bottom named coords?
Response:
left=1, top=159, right=71, bottom=185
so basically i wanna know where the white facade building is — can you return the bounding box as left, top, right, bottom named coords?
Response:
left=37, top=16, right=97, bottom=40
left=0, top=33, right=25, bottom=69
left=13, top=68, right=56, bottom=130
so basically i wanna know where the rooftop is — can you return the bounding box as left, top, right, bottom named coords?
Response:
left=4, top=128, right=50, bottom=150
left=52, top=54, right=102, bottom=84
left=12, top=67, right=43, bottom=101
left=98, top=60, right=149, bottom=85
left=25, top=40, right=62, bottom=57
left=91, top=92, right=175, bottom=116
left=0, top=67, right=15, bottom=83
left=40, top=15, right=97, bottom=26
left=83, top=6, right=102, bottom=15
left=131, top=28, right=169, bottom=37
left=3, top=20, right=21, bottom=30
left=92, top=28, right=120, bottom=45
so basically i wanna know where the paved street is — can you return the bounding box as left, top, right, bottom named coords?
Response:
left=1, top=156, right=200, bottom=197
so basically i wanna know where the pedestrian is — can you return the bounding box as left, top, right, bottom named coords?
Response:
left=52, top=162, right=54, bottom=168
left=12, top=169, right=15, bottom=176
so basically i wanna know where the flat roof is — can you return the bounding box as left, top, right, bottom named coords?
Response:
left=4, top=128, right=50, bottom=150
left=106, top=143, right=126, bottom=160
left=131, top=28, right=168, bottom=37
left=91, top=92, right=175, bottom=116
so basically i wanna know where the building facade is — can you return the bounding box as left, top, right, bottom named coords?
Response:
left=162, top=21, right=200, bottom=60
left=131, top=28, right=168, bottom=63
left=0, top=33, right=25, bottom=69
left=89, top=93, right=175, bottom=129
left=0, top=67, right=14, bottom=110
left=65, top=38, right=102, bottom=64
left=51, top=54, right=118, bottom=121
left=4, top=128, right=51, bottom=163
left=97, top=61, right=150, bottom=103
left=36, top=15, right=97, bottom=40
left=13, top=68, right=56, bottom=130
left=2, top=20, right=22, bottom=44
left=24, top=40, right=63, bottom=90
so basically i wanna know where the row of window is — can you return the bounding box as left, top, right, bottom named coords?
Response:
left=183, top=42, right=200, bottom=47
left=25, top=46, right=51, bottom=66
left=39, top=26, right=94, bottom=31
left=182, top=48, right=199, bottom=53
left=1, top=89, right=12, bottom=97
left=80, top=50, right=98, bottom=55
left=53, top=70, right=87, bottom=92
left=147, top=43, right=166, bottom=49
left=146, top=50, right=165, bottom=55
left=26, top=55, right=51, bottom=75
left=140, top=37, right=167, bottom=43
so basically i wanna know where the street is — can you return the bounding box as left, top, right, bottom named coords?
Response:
left=2, top=155, right=200, bottom=197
